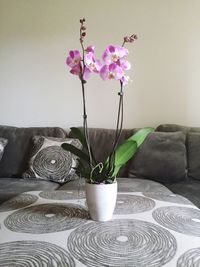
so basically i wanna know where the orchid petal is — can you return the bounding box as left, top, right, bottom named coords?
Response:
left=100, top=65, right=108, bottom=80
left=83, top=67, right=91, bottom=80
left=113, top=65, right=124, bottom=80
left=66, top=50, right=81, bottom=68
left=108, top=45, right=115, bottom=53
left=85, top=46, right=95, bottom=53
left=119, top=58, right=131, bottom=70
left=85, top=51, right=102, bottom=73
left=94, top=59, right=102, bottom=73
left=70, top=64, right=81, bottom=76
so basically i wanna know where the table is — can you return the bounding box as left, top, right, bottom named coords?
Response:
left=0, top=189, right=200, bottom=266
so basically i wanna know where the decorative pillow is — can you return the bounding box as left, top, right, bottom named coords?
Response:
left=128, top=131, right=187, bottom=183
left=23, top=136, right=82, bottom=184
left=0, top=138, right=8, bottom=161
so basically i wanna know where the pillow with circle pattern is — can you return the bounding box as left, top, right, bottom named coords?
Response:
left=23, top=136, right=82, bottom=184
left=0, top=138, right=8, bottom=162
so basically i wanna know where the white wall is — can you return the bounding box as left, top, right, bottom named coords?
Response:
left=0, top=0, right=200, bottom=129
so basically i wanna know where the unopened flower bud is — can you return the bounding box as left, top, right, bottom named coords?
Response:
left=124, top=36, right=130, bottom=42
left=81, top=26, right=86, bottom=31
left=129, top=38, right=134, bottom=43
left=133, top=34, right=138, bottom=39
left=82, top=32, right=86, bottom=37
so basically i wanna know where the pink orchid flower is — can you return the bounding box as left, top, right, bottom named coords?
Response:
left=83, top=67, right=91, bottom=80
left=85, top=52, right=102, bottom=73
left=100, top=63, right=124, bottom=81
left=66, top=50, right=81, bottom=68
left=70, top=64, right=81, bottom=76
left=102, top=45, right=129, bottom=64
left=85, top=45, right=95, bottom=53
left=83, top=46, right=102, bottom=79
left=118, top=58, right=131, bottom=71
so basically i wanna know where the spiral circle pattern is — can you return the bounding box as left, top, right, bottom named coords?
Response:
left=177, top=247, right=200, bottom=267
left=33, top=146, right=73, bottom=182
left=39, top=190, right=85, bottom=200
left=152, top=206, right=200, bottom=236
left=114, top=194, right=155, bottom=214
left=0, top=240, right=75, bottom=267
left=143, top=192, right=192, bottom=205
left=0, top=194, right=38, bottom=212
left=68, top=219, right=176, bottom=267
left=4, top=203, right=89, bottom=234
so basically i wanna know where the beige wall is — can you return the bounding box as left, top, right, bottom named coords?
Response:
left=0, top=0, right=200, bottom=129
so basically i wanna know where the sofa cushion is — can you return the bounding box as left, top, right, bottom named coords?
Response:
left=23, top=136, right=81, bottom=184
left=187, top=132, right=200, bottom=180
left=156, top=123, right=200, bottom=133
left=0, top=125, right=66, bottom=178
left=128, top=131, right=187, bottom=183
left=0, top=178, right=60, bottom=204
left=69, top=127, right=138, bottom=177
left=156, top=124, right=189, bottom=133
left=0, top=137, right=8, bottom=161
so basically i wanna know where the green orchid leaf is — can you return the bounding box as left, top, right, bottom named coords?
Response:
left=76, top=158, right=89, bottom=173
left=111, top=141, right=137, bottom=177
left=114, top=127, right=153, bottom=165
left=61, top=143, right=90, bottom=163
left=107, top=127, right=154, bottom=177
left=127, top=127, right=154, bottom=146
left=70, top=127, right=87, bottom=148
left=76, top=158, right=85, bottom=169
left=105, top=178, right=116, bottom=184
left=70, top=127, right=97, bottom=165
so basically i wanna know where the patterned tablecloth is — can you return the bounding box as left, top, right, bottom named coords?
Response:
left=0, top=188, right=200, bottom=267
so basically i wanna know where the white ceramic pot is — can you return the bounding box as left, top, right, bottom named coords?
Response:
left=86, top=181, right=117, bottom=221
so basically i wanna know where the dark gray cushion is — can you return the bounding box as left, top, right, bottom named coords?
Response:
left=187, top=132, right=200, bottom=180
left=23, top=136, right=81, bottom=184
left=0, top=178, right=60, bottom=204
left=0, top=125, right=66, bottom=178
left=69, top=127, right=138, bottom=177
left=163, top=180, right=200, bottom=208
left=156, top=123, right=200, bottom=133
left=128, top=131, right=187, bottom=183
left=156, top=124, right=189, bottom=133
left=0, top=137, right=8, bottom=161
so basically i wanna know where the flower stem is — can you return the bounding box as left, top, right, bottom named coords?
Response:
left=108, top=81, right=124, bottom=176
left=80, top=79, right=92, bottom=168
left=79, top=27, right=93, bottom=172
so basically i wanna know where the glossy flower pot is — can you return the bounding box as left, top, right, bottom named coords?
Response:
left=86, top=181, right=117, bottom=221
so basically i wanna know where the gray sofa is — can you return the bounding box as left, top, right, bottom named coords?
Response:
left=0, top=125, right=65, bottom=203
left=0, top=124, right=200, bottom=208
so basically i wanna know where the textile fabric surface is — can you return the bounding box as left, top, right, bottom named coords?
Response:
left=0, top=183, right=199, bottom=267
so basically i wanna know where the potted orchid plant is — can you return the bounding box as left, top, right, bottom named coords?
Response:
left=62, top=19, right=153, bottom=221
